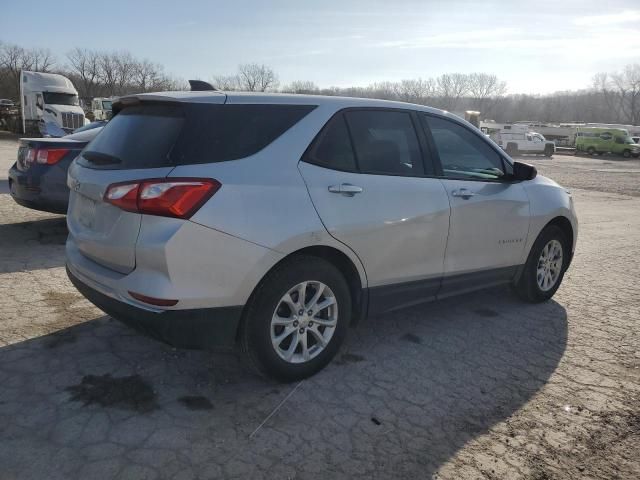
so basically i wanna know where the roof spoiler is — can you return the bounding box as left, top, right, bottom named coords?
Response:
left=189, top=80, right=217, bottom=91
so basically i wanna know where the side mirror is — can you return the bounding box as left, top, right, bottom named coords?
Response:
left=512, top=161, right=537, bottom=181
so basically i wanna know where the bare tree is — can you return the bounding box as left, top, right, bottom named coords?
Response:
left=593, top=66, right=640, bottom=125
left=212, top=74, right=240, bottom=91
left=467, top=73, right=507, bottom=99
left=98, top=52, right=118, bottom=96
left=281, top=80, right=319, bottom=94
left=134, top=60, right=162, bottom=93
left=66, top=48, right=101, bottom=99
left=0, top=44, right=35, bottom=98
left=612, top=65, right=640, bottom=125
left=396, top=78, right=435, bottom=104
left=114, top=51, right=135, bottom=95
left=435, top=73, right=471, bottom=110
left=237, top=63, right=279, bottom=92
left=31, top=48, right=55, bottom=72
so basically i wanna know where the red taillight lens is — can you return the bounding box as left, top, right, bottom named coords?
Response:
left=36, top=148, right=70, bottom=165
left=104, top=178, right=220, bottom=219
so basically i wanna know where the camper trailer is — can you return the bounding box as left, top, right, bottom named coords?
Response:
left=20, top=71, right=87, bottom=136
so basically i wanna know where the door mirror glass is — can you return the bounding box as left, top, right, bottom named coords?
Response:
left=513, top=161, right=537, bottom=181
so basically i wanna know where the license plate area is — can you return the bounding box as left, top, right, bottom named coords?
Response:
left=75, top=194, right=98, bottom=229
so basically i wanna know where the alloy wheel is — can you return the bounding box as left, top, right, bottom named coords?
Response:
left=270, top=281, right=338, bottom=363
left=536, top=239, right=563, bottom=291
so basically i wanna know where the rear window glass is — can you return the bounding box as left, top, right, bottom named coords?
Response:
left=78, top=103, right=315, bottom=169
left=303, top=114, right=356, bottom=171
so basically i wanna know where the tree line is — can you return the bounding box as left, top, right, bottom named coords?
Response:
left=1, top=40, right=639, bottom=125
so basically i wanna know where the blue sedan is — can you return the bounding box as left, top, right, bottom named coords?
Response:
left=8, top=127, right=102, bottom=214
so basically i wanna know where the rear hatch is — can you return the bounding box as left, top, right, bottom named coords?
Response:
left=67, top=100, right=220, bottom=274
left=67, top=93, right=315, bottom=274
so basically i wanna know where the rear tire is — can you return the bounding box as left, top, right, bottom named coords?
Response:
left=587, top=146, right=596, bottom=155
left=239, top=255, right=351, bottom=382
left=513, top=225, right=569, bottom=303
left=506, top=143, right=518, bottom=157
left=544, top=145, right=554, bottom=157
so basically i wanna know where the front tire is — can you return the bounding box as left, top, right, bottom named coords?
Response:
left=239, top=256, right=351, bottom=382
left=513, top=225, right=568, bottom=303
left=623, top=149, right=631, bottom=158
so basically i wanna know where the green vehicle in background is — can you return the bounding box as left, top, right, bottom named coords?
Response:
left=576, top=127, right=640, bottom=158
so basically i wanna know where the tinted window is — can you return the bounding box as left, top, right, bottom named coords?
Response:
left=79, top=104, right=184, bottom=169
left=175, top=104, right=315, bottom=165
left=345, top=110, right=423, bottom=176
left=424, top=115, right=506, bottom=180
left=303, top=114, right=356, bottom=171
left=79, top=103, right=315, bottom=170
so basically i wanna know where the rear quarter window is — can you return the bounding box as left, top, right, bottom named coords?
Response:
left=78, top=103, right=315, bottom=169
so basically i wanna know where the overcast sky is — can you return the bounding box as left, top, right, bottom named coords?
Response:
left=2, top=0, right=639, bottom=94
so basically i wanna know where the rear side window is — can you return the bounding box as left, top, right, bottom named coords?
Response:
left=79, top=103, right=315, bottom=169
left=345, top=110, right=423, bottom=176
left=302, top=114, right=356, bottom=171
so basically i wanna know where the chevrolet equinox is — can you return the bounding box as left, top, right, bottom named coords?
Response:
left=66, top=91, right=578, bottom=381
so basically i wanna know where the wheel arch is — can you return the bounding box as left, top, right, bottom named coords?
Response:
left=237, top=245, right=367, bottom=342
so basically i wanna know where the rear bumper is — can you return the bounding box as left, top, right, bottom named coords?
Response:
left=8, top=163, right=70, bottom=214
left=67, top=264, right=243, bottom=349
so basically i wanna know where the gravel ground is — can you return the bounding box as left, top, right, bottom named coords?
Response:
left=0, top=137, right=639, bottom=479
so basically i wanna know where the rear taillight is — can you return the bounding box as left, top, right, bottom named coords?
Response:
left=36, top=148, right=70, bottom=165
left=104, top=178, right=220, bottom=219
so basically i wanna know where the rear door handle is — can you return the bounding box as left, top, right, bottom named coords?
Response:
left=328, top=183, right=363, bottom=196
left=451, top=188, right=476, bottom=199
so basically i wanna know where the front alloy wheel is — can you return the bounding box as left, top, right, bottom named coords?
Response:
left=513, top=225, right=568, bottom=303
left=536, top=239, right=563, bottom=291
left=271, top=281, right=338, bottom=363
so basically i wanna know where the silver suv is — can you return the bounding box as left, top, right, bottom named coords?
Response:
left=66, top=92, right=578, bottom=381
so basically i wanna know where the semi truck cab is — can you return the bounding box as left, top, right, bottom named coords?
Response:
left=21, top=71, right=87, bottom=136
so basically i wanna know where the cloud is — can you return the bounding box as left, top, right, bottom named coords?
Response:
left=373, top=27, right=521, bottom=49
left=573, top=10, right=640, bottom=26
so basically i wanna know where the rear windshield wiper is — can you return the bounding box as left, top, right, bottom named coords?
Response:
left=82, top=150, right=122, bottom=165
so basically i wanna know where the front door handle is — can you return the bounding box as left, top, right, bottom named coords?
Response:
left=451, top=188, right=476, bottom=199
left=328, top=183, right=363, bottom=196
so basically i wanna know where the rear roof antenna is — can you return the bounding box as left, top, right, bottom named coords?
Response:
left=188, top=79, right=218, bottom=91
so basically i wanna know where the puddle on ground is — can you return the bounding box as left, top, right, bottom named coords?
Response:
left=178, top=395, right=214, bottom=411
left=474, top=308, right=499, bottom=318
left=335, top=353, right=366, bottom=365
left=401, top=333, right=423, bottom=344
left=66, top=374, right=158, bottom=413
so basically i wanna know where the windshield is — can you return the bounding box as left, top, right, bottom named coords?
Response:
left=102, top=100, right=113, bottom=110
left=624, top=136, right=635, bottom=144
left=43, top=92, right=79, bottom=106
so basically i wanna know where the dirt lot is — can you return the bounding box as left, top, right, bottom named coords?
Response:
left=0, top=135, right=638, bottom=479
